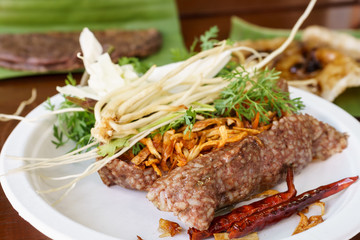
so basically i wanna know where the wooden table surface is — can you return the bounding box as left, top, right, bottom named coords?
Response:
left=1, top=1, right=360, bottom=239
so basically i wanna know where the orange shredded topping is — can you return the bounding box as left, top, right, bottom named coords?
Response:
left=127, top=115, right=274, bottom=176
left=252, top=112, right=260, bottom=129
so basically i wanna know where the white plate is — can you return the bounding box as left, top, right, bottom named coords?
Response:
left=1, top=87, right=360, bottom=240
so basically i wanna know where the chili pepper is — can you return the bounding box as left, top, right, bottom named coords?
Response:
left=228, top=176, right=359, bottom=239
left=188, top=168, right=296, bottom=240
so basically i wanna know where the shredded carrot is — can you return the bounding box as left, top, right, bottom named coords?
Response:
left=252, top=112, right=260, bottom=129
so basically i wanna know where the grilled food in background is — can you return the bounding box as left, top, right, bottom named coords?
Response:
left=234, top=26, right=360, bottom=102
left=0, top=28, right=162, bottom=72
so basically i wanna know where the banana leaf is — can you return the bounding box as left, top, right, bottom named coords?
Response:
left=229, top=16, right=360, bottom=116
left=0, top=0, right=185, bottom=79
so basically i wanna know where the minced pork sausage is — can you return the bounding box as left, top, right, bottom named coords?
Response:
left=146, top=114, right=348, bottom=230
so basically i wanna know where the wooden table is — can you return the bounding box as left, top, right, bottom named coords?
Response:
left=1, top=0, right=360, bottom=239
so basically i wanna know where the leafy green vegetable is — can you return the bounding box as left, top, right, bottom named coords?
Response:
left=118, top=57, right=151, bottom=74
left=97, top=105, right=214, bottom=157
left=214, top=67, right=304, bottom=123
left=65, top=73, right=77, bottom=86
left=216, top=60, right=238, bottom=78
left=183, top=107, right=197, bottom=135
left=170, top=41, right=196, bottom=62
left=200, top=26, right=219, bottom=50
left=98, top=137, right=130, bottom=157
left=48, top=74, right=95, bottom=150
left=44, top=97, right=55, bottom=111
left=47, top=94, right=96, bottom=151
left=154, top=104, right=215, bottom=136
left=170, top=38, right=198, bottom=62
left=51, top=125, right=64, bottom=148
left=171, top=26, right=220, bottom=61
left=132, top=142, right=146, bottom=156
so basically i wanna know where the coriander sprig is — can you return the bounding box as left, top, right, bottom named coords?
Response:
left=214, top=67, right=304, bottom=123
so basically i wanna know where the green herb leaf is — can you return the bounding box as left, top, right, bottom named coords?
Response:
left=216, top=60, right=238, bottom=78
left=200, top=26, right=219, bottom=51
left=98, top=137, right=130, bottom=157
left=44, top=97, right=55, bottom=111
left=152, top=104, right=216, bottom=137
left=170, top=26, right=219, bottom=61
left=51, top=125, right=65, bottom=148
left=183, top=106, right=196, bottom=135
left=214, top=66, right=304, bottom=122
left=65, top=73, right=77, bottom=86
left=170, top=38, right=198, bottom=62
left=132, top=142, right=145, bottom=156
left=51, top=97, right=96, bottom=152
left=118, top=57, right=151, bottom=74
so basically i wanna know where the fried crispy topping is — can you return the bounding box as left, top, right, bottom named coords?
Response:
left=130, top=116, right=273, bottom=176
left=158, top=218, right=182, bottom=237
left=293, top=201, right=325, bottom=235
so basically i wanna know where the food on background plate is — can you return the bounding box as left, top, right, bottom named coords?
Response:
left=0, top=28, right=162, bottom=72
left=233, top=26, right=360, bottom=102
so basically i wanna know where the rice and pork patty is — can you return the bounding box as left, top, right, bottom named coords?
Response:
left=0, top=28, right=162, bottom=72
left=97, top=78, right=291, bottom=191
left=98, top=157, right=158, bottom=191
left=146, top=113, right=348, bottom=230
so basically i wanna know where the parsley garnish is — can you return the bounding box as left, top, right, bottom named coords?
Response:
left=214, top=67, right=304, bottom=123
